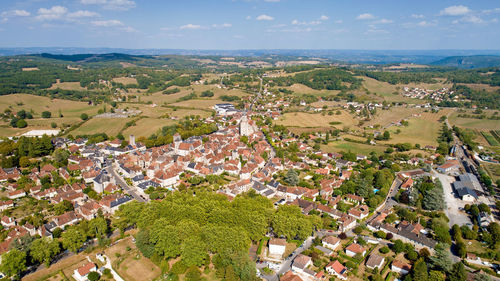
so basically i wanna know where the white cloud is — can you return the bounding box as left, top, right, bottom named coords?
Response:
left=356, top=13, right=375, bottom=20
left=67, top=10, right=99, bottom=18
left=212, top=23, right=232, bottom=28
left=374, top=18, right=393, bottom=24
left=81, top=0, right=135, bottom=11
left=335, top=20, right=343, bottom=24
left=366, top=28, right=389, bottom=34
left=453, top=15, right=484, bottom=24
left=36, top=6, right=68, bottom=21
left=440, top=5, right=470, bottom=16
left=256, top=14, right=274, bottom=21
left=91, top=19, right=123, bottom=26
left=1, top=9, right=30, bottom=21
left=245, top=16, right=252, bottom=20
left=411, top=14, right=425, bottom=19
left=291, top=19, right=321, bottom=26
left=319, top=15, right=329, bottom=20
left=180, top=23, right=205, bottom=30
left=417, top=20, right=434, bottom=27
left=482, top=8, right=500, bottom=14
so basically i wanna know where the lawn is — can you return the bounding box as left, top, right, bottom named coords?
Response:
left=321, top=141, right=386, bottom=155
left=70, top=117, right=131, bottom=137
left=283, top=83, right=340, bottom=96
left=365, top=107, right=423, bottom=128
left=276, top=111, right=357, bottom=128
left=113, top=77, right=138, bottom=85
left=49, top=81, right=87, bottom=91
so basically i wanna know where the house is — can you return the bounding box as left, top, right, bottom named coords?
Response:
left=322, top=236, right=341, bottom=250
left=0, top=200, right=14, bottom=211
left=73, top=262, right=97, bottom=281
left=1, top=216, right=15, bottom=228
left=292, top=254, right=312, bottom=273
left=348, top=205, right=369, bottom=220
left=326, top=260, right=347, bottom=280
left=366, top=254, right=385, bottom=270
left=401, top=177, right=414, bottom=189
left=345, top=194, right=364, bottom=205
left=8, top=189, right=26, bottom=200
left=391, top=260, right=411, bottom=275
left=345, top=243, right=366, bottom=257
left=269, top=238, right=286, bottom=257
left=437, top=160, right=460, bottom=173
left=280, top=271, right=304, bottom=281
left=338, top=215, right=356, bottom=232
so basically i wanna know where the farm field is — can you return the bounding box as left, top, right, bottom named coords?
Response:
left=49, top=80, right=86, bottom=91
left=365, top=107, right=423, bottom=128
left=112, top=76, right=138, bottom=85
left=70, top=117, right=130, bottom=136
left=448, top=112, right=500, bottom=130
left=276, top=111, right=357, bottom=128
left=283, top=83, right=340, bottom=96
left=321, top=141, right=386, bottom=155
left=122, top=117, right=176, bottom=138
left=0, top=94, right=99, bottom=118
left=384, top=118, right=440, bottom=146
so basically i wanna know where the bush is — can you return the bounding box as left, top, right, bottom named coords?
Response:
left=51, top=122, right=57, bottom=128
left=375, top=231, right=386, bottom=239
left=42, top=111, right=52, bottom=118
left=200, top=90, right=214, bottom=97
left=80, top=113, right=89, bottom=120
left=185, top=266, right=202, bottom=281
left=16, top=119, right=27, bottom=128
left=170, top=261, right=188, bottom=275
left=379, top=246, right=390, bottom=254
left=87, top=271, right=100, bottom=281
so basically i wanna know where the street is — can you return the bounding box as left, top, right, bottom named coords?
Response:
left=107, top=164, right=147, bottom=203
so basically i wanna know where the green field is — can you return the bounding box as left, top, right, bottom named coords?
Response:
left=70, top=118, right=131, bottom=137
left=384, top=118, right=440, bottom=147
left=449, top=112, right=500, bottom=130
left=481, top=131, right=500, bottom=146
left=321, top=141, right=386, bottom=155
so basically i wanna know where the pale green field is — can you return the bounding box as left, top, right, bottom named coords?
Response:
left=123, top=117, right=176, bottom=138
left=384, top=118, right=440, bottom=146
left=449, top=112, right=500, bottom=130
left=70, top=118, right=130, bottom=136
left=321, top=141, right=386, bottom=155
left=276, top=111, right=357, bottom=128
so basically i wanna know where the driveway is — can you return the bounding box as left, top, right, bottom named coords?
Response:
left=432, top=170, right=471, bottom=227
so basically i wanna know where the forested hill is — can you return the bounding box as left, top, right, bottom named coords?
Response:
left=36, top=53, right=153, bottom=63
left=431, top=55, right=500, bottom=69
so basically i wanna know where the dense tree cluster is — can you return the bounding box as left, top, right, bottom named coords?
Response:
left=265, top=68, right=362, bottom=90
left=115, top=192, right=318, bottom=279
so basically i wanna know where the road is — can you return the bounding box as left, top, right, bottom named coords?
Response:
left=261, top=236, right=314, bottom=281
left=107, top=164, right=147, bottom=203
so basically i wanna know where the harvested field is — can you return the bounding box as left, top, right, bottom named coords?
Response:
left=70, top=118, right=130, bottom=136
left=123, top=117, right=176, bottom=138
left=276, top=111, right=357, bottom=128
left=49, top=81, right=86, bottom=91
left=113, top=77, right=138, bottom=85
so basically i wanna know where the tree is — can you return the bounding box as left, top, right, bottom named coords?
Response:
left=383, top=131, right=391, bottom=140
left=53, top=148, right=70, bottom=165
left=61, top=228, right=86, bottom=253
left=430, top=243, right=452, bottom=272
left=456, top=240, right=467, bottom=258
left=80, top=113, right=89, bottom=120
left=30, top=237, right=60, bottom=266
left=42, top=111, right=52, bottom=118
left=181, top=237, right=208, bottom=267
left=412, top=259, right=428, bottom=281
left=449, top=262, right=467, bottom=281
left=88, top=271, right=101, bottom=281
left=0, top=249, right=27, bottom=277
left=423, top=183, right=445, bottom=210
left=284, top=169, right=299, bottom=186
left=429, top=270, right=445, bottom=281
left=53, top=200, right=74, bottom=215
left=51, top=122, right=57, bottom=128
left=16, top=119, right=27, bottom=128
left=392, top=239, right=405, bottom=253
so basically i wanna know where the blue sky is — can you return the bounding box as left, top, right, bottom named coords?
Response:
left=0, top=0, right=499, bottom=50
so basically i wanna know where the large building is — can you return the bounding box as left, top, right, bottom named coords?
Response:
left=453, top=173, right=481, bottom=202
left=239, top=115, right=255, bottom=136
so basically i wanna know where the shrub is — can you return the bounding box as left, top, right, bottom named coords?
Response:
left=42, top=111, right=52, bottom=118
left=379, top=246, right=390, bottom=254
left=375, top=231, right=386, bottom=239
left=16, top=119, right=27, bottom=128
left=80, top=113, right=89, bottom=120
left=87, top=272, right=100, bottom=281
left=171, top=261, right=188, bottom=275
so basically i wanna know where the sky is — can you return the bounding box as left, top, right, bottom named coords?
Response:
left=0, top=0, right=499, bottom=50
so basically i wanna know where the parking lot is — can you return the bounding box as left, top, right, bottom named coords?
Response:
left=433, top=170, right=472, bottom=227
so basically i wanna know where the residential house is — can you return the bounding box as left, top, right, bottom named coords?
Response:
left=73, top=262, right=97, bottom=281
left=326, top=260, right=347, bottom=280
left=366, top=254, right=385, bottom=270
left=269, top=238, right=286, bottom=257
left=345, top=243, right=366, bottom=257
left=322, top=236, right=341, bottom=251
left=391, top=260, right=411, bottom=275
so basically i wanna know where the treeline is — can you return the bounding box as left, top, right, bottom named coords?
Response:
left=0, top=136, right=54, bottom=168
left=355, top=69, right=438, bottom=84
left=265, top=68, right=362, bottom=90
left=115, top=192, right=319, bottom=280
left=440, top=84, right=500, bottom=110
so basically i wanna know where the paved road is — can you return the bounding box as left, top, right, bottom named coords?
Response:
left=261, top=236, right=314, bottom=281
left=107, top=165, right=147, bottom=203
